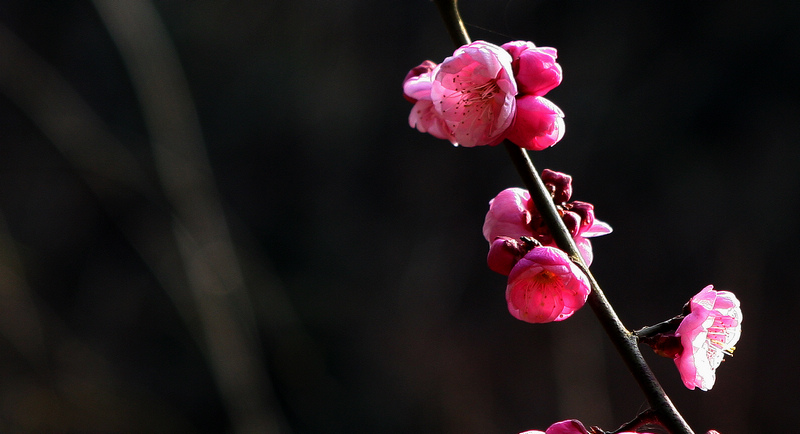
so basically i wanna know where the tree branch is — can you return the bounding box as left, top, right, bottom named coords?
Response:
left=430, top=1, right=695, bottom=432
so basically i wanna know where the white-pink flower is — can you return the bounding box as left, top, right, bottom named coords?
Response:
left=674, top=285, right=742, bottom=391
left=506, top=247, right=590, bottom=323
left=431, top=40, right=518, bottom=147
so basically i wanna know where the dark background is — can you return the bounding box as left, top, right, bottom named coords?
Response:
left=0, top=1, right=797, bottom=433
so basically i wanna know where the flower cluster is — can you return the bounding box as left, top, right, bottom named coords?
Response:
left=481, top=170, right=611, bottom=323
left=403, top=40, right=564, bottom=149
left=482, top=170, right=612, bottom=271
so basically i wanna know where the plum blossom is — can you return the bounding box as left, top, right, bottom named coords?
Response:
left=500, top=41, right=565, bottom=150
left=506, top=95, right=565, bottom=150
left=501, top=41, right=562, bottom=96
left=674, top=285, right=742, bottom=391
left=506, top=246, right=590, bottom=323
left=519, top=418, right=655, bottom=434
left=482, top=170, right=612, bottom=273
left=403, top=40, right=566, bottom=149
left=403, top=61, right=455, bottom=142
left=430, top=41, right=518, bottom=147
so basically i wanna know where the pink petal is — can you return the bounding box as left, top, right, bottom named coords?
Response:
left=544, top=419, right=590, bottom=434
left=408, top=100, right=456, bottom=143
left=482, top=188, right=535, bottom=242
left=403, top=60, right=437, bottom=102
left=574, top=236, right=594, bottom=267
left=506, top=247, right=590, bottom=323
left=581, top=219, right=613, bottom=237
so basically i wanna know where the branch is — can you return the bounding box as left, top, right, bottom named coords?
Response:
left=431, top=1, right=695, bottom=433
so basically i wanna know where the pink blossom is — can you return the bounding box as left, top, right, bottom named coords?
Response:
left=482, top=187, right=535, bottom=243
left=403, top=61, right=456, bottom=143
left=506, top=247, right=591, bottom=323
left=519, top=419, right=654, bottom=434
left=408, top=99, right=456, bottom=142
left=505, top=95, right=565, bottom=151
left=501, top=41, right=562, bottom=97
left=674, top=285, right=742, bottom=391
left=404, top=40, right=568, bottom=149
left=430, top=41, right=517, bottom=147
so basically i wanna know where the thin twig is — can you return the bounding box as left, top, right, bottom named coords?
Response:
left=634, top=316, right=685, bottom=339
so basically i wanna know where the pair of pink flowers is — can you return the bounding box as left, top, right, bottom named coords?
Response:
left=403, top=40, right=565, bottom=149
left=481, top=170, right=612, bottom=323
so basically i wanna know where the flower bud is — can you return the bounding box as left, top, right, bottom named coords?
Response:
left=501, top=41, right=563, bottom=97
left=505, top=95, right=565, bottom=151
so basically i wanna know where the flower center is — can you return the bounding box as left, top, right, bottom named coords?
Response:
left=533, top=270, right=558, bottom=284
left=462, top=80, right=501, bottom=105
left=707, top=317, right=737, bottom=356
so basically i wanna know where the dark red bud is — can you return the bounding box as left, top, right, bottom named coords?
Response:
left=562, top=211, right=581, bottom=237
left=566, top=201, right=595, bottom=234
left=644, top=333, right=683, bottom=359
left=541, top=169, right=573, bottom=203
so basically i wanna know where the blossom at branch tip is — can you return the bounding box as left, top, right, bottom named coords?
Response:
left=519, top=418, right=655, bottom=434
left=506, top=247, right=590, bottom=323
left=403, top=40, right=567, bottom=149
left=482, top=171, right=611, bottom=272
left=674, top=285, right=742, bottom=391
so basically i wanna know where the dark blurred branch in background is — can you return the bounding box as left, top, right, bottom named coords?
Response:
left=0, top=3, right=297, bottom=431
left=90, top=2, right=283, bottom=432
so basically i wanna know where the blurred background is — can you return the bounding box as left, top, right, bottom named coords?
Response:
left=0, top=0, right=797, bottom=432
